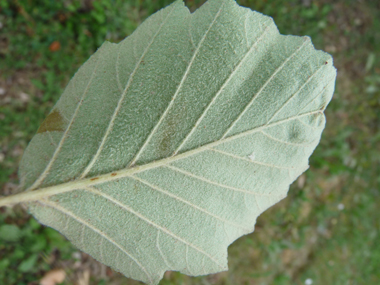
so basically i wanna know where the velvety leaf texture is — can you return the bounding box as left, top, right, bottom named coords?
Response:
left=18, top=0, right=336, bottom=283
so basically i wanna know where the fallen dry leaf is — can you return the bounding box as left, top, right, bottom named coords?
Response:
left=297, top=174, right=306, bottom=188
left=18, top=92, right=30, bottom=103
left=40, top=269, right=66, bottom=285
left=49, top=41, right=61, bottom=52
left=77, top=269, right=90, bottom=285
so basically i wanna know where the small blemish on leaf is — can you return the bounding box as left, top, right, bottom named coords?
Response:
left=111, top=173, right=117, bottom=176
left=37, top=109, right=65, bottom=134
left=248, top=152, right=255, bottom=161
left=90, top=177, right=99, bottom=181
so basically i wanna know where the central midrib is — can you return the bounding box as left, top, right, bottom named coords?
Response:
left=0, top=110, right=322, bottom=208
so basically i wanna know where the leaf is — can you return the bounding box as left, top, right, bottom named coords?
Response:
left=2, top=0, right=336, bottom=284
left=18, top=254, right=38, bottom=272
left=0, top=224, right=22, bottom=242
left=40, top=269, right=66, bottom=285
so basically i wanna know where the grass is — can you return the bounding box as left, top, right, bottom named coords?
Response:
left=0, top=0, right=379, bottom=284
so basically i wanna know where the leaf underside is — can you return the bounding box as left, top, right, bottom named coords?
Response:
left=18, top=0, right=336, bottom=284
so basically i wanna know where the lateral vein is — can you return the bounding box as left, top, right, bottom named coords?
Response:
left=208, top=147, right=296, bottom=170
left=128, top=4, right=224, bottom=166
left=174, top=23, right=271, bottom=155
left=28, top=53, right=102, bottom=191
left=38, top=200, right=153, bottom=283
left=221, top=39, right=309, bottom=139
left=165, top=164, right=283, bottom=196
left=130, top=175, right=250, bottom=231
left=260, top=130, right=317, bottom=147
left=80, top=5, right=176, bottom=178
left=266, top=63, right=326, bottom=125
left=84, top=186, right=225, bottom=269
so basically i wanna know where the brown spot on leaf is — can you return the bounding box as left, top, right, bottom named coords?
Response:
left=111, top=173, right=117, bottom=176
left=90, top=177, right=99, bottom=181
left=37, top=109, right=65, bottom=134
left=158, top=107, right=185, bottom=158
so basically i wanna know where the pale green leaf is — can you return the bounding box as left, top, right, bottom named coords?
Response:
left=9, top=0, right=336, bottom=283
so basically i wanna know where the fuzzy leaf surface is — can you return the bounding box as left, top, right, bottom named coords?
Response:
left=18, top=0, right=336, bottom=283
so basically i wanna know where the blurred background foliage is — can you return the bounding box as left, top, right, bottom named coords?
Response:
left=0, top=0, right=379, bottom=284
